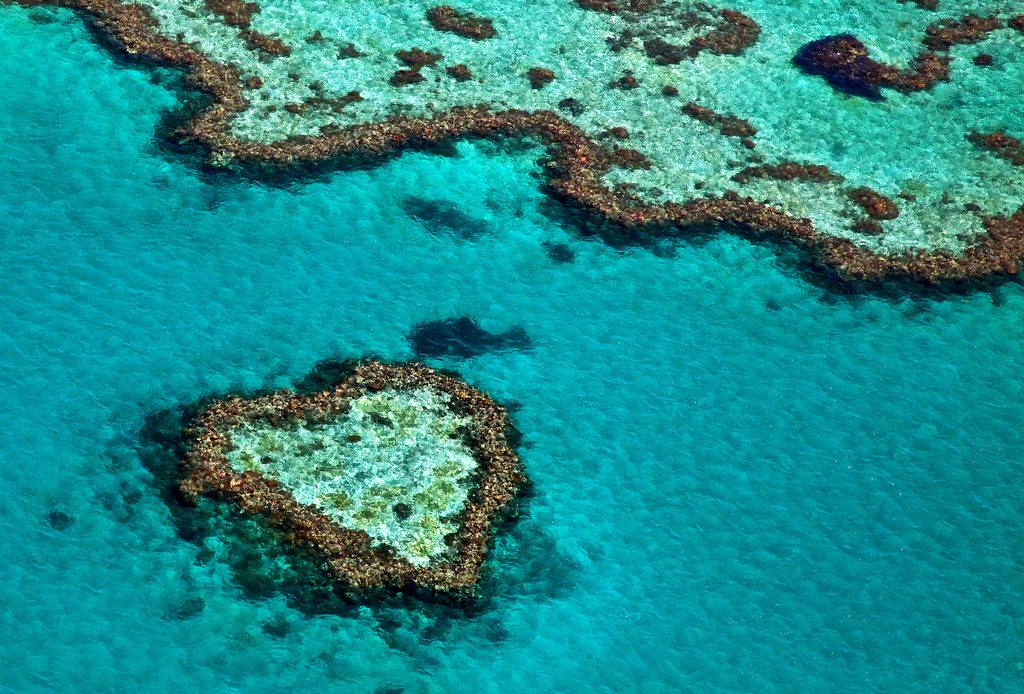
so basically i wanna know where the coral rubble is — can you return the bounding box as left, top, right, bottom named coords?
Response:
left=179, top=361, right=526, bottom=595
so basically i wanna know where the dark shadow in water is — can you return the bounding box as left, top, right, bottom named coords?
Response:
left=407, top=316, right=532, bottom=359
left=28, top=8, right=61, bottom=23
left=400, top=196, right=493, bottom=240
left=542, top=241, right=577, bottom=264
left=128, top=357, right=577, bottom=654
left=45, top=508, right=75, bottom=530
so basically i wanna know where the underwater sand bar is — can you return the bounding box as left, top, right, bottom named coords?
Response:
left=8, top=0, right=1024, bottom=284
left=180, top=361, right=525, bottom=594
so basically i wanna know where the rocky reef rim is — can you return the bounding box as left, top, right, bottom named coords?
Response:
left=179, top=360, right=526, bottom=598
left=9, top=0, right=1024, bottom=287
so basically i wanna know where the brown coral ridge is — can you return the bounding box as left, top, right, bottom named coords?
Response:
left=968, top=131, right=1024, bottom=167
left=923, top=14, right=1002, bottom=51
left=731, top=162, right=843, bottom=184
left=10, top=0, right=1024, bottom=285
left=179, top=361, right=526, bottom=596
left=681, top=102, right=756, bottom=141
left=426, top=5, right=496, bottom=40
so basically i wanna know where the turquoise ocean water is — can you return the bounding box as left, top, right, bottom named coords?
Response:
left=2, top=5, right=1023, bottom=692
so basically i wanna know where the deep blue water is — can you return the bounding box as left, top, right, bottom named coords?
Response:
left=2, top=7, right=1023, bottom=693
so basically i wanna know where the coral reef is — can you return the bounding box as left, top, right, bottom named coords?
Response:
left=179, top=361, right=526, bottom=595
left=6, top=0, right=1024, bottom=285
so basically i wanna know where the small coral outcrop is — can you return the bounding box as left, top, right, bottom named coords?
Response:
left=426, top=5, right=496, bottom=40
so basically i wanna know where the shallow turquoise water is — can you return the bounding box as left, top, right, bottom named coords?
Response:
left=2, top=6, right=1024, bottom=693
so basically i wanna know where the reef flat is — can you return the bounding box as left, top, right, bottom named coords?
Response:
left=179, top=361, right=525, bottom=596
left=8, top=0, right=1024, bottom=283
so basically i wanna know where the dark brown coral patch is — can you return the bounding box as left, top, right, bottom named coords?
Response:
left=527, top=67, right=556, bottom=89
left=732, top=162, right=844, bottom=184
left=849, top=187, right=900, bottom=220
left=1011, top=15, right=1024, bottom=33
left=338, top=42, right=363, bottom=58
left=558, top=97, right=586, bottom=115
left=575, top=0, right=655, bottom=13
left=426, top=5, right=496, bottom=40
left=612, top=147, right=651, bottom=169
left=794, top=34, right=948, bottom=100
left=923, top=14, right=1002, bottom=51
left=390, top=69, right=425, bottom=87
left=446, top=63, right=473, bottom=81
left=691, top=8, right=761, bottom=56
left=396, top=48, right=444, bottom=69
left=852, top=219, right=885, bottom=235
left=681, top=102, right=757, bottom=139
left=968, top=131, right=1024, bottom=167
left=390, top=49, right=443, bottom=87
left=632, top=7, right=760, bottom=65
left=643, top=37, right=687, bottom=65
left=240, top=29, right=290, bottom=58
left=608, top=71, right=639, bottom=89
left=203, top=0, right=258, bottom=28
left=973, top=53, right=993, bottom=67
left=304, top=90, right=364, bottom=114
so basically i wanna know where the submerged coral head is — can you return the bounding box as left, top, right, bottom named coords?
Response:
left=179, top=361, right=526, bottom=596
